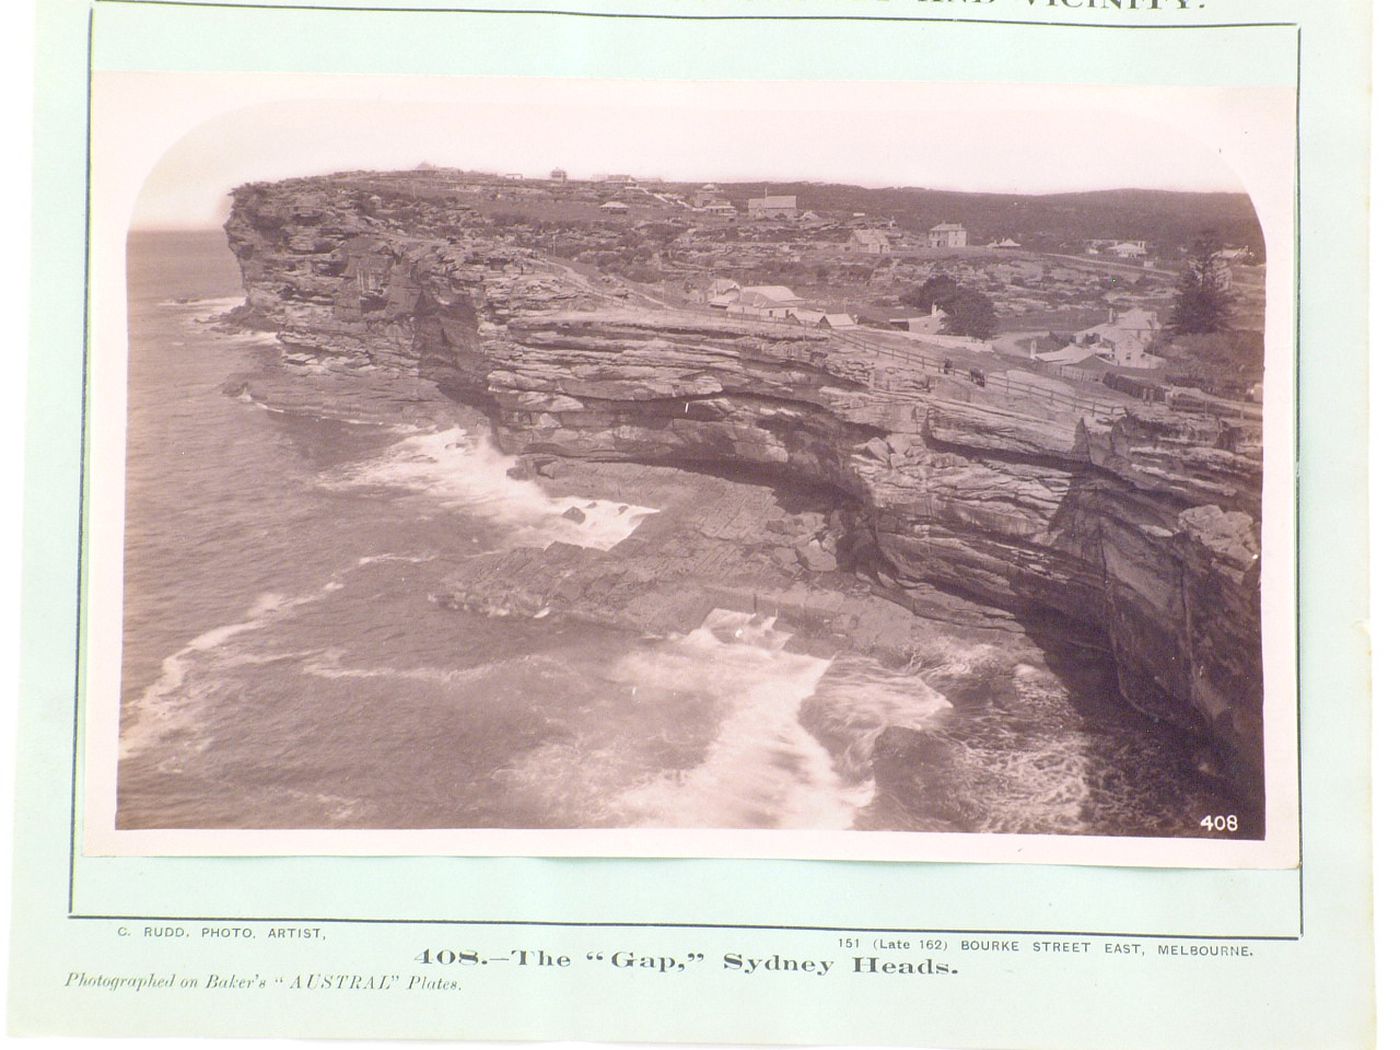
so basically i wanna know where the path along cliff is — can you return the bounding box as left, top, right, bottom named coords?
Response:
left=222, top=177, right=1266, bottom=807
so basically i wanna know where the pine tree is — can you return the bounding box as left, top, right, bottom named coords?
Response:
left=1169, top=233, right=1234, bottom=334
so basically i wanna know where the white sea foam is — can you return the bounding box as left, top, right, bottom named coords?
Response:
left=300, top=648, right=509, bottom=687
left=120, top=592, right=320, bottom=759
left=616, top=610, right=871, bottom=830
left=803, top=655, right=953, bottom=779
left=160, top=295, right=246, bottom=312
left=333, top=428, right=657, bottom=551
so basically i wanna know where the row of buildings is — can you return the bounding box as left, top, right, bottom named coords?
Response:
left=699, top=280, right=953, bottom=335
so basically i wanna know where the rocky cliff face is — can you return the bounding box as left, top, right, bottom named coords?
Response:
left=224, top=178, right=1266, bottom=803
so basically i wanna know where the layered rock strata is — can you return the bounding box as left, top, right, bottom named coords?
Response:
left=224, top=179, right=1266, bottom=803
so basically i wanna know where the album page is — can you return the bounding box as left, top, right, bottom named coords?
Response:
left=7, top=0, right=1373, bottom=1045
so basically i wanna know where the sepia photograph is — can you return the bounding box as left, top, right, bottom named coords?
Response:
left=87, top=74, right=1297, bottom=862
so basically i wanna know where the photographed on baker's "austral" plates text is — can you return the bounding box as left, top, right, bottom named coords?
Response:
left=114, top=87, right=1272, bottom=846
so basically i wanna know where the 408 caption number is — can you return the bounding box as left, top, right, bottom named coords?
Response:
left=1199, top=815, right=1239, bottom=832
left=417, top=949, right=480, bottom=965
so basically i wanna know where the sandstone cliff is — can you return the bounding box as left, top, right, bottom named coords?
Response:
left=223, top=177, right=1266, bottom=805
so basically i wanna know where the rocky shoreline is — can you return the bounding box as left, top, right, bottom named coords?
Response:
left=219, top=175, right=1267, bottom=815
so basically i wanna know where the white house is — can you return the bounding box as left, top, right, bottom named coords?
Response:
left=1072, top=314, right=1164, bottom=370
left=1109, top=307, right=1161, bottom=343
left=928, top=223, right=968, bottom=248
left=727, top=285, right=803, bottom=319
left=988, top=238, right=1021, bottom=249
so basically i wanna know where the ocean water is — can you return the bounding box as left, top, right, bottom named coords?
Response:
left=116, top=230, right=1238, bottom=836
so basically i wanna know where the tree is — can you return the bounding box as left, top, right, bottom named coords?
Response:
left=901, top=272, right=997, bottom=339
left=1169, top=232, right=1234, bottom=334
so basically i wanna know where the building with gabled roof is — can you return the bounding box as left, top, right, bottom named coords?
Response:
left=848, top=229, right=891, bottom=255
left=747, top=194, right=799, bottom=219
left=727, top=285, right=803, bottom=319
left=929, top=222, right=968, bottom=248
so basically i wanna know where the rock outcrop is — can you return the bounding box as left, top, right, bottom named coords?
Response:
left=223, top=177, right=1266, bottom=803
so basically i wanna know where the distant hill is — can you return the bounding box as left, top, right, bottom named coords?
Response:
left=709, top=183, right=1263, bottom=258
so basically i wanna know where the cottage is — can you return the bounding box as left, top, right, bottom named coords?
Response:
left=700, top=200, right=738, bottom=218
left=816, top=312, right=858, bottom=330
left=599, top=200, right=630, bottom=213
left=1071, top=313, right=1165, bottom=370
left=747, top=194, right=799, bottom=219
left=727, top=285, right=803, bottom=319
left=988, top=238, right=1021, bottom=249
left=550, top=168, right=568, bottom=182
left=928, top=222, right=968, bottom=248
left=848, top=229, right=891, bottom=255
left=1108, top=240, right=1147, bottom=259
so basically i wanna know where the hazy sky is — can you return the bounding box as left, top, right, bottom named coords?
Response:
left=103, top=73, right=1290, bottom=229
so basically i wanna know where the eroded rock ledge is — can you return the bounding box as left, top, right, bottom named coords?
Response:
left=224, top=178, right=1265, bottom=802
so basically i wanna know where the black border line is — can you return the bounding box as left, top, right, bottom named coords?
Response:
left=68, top=4, right=97, bottom=918
left=68, top=915, right=1300, bottom=941
left=1293, top=23, right=1305, bottom=939
left=68, top=0, right=1308, bottom=945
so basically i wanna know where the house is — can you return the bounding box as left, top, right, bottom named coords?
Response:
left=502, top=172, right=524, bottom=181
left=693, top=183, right=724, bottom=208
left=747, top=194, right=799, bottom=219
left=782, top=307, right=825, bottom=326
left=1108, top=240, right=1148, bottom=259
left=599, top=200, right=630, bottom=213
left=798, top=210, right=825, bottom=227
left=550, top=168, right=568, bottom=182
left=727, top=285, right=803, bottom=319
left=700, top=200, right=738, bottom=218
left=928, top=222, right=968, bottom=248
left=848, top=229, right=891, bottom=255
left=988, top=238, right=1021, bottom=249
left=1109, top=307, right=1161, bottom=343
left=1071, top=314, right=1165, bottom=370
left=816, top=312, right=858, bottom=330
